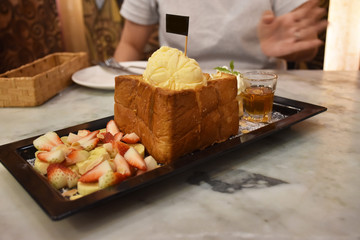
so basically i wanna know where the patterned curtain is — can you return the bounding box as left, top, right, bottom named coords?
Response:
left=82, top=0, right=123, bottom=62
left=81, top=0, right=158, bottom=63
left=0, top=0, right=64, bottom=73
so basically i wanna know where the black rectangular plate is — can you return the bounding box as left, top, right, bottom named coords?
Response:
left=0, top=96, right=326, bottom=220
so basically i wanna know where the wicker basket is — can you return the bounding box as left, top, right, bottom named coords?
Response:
left=0, top=52, right=89, bottom=107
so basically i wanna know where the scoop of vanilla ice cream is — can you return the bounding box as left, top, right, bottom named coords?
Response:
left=143, top=46, right=206, bottom=90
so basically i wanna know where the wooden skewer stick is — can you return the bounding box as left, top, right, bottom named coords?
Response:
left=184, top=36, right=188, bottom=56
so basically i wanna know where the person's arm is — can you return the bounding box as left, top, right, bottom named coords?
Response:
left=113, top=19, right=156, bottom=61
left=257, top=0, right=328, bottom=62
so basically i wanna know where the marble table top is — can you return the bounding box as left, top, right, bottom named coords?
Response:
left=0, top=70, right=359, bottom=240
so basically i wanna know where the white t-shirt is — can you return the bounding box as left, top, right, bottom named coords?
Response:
left=120, top=0, right=307, bottom=71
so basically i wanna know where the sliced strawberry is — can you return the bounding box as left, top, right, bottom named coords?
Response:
left=63, top=166, right=79, bottom=188
left=78, top=160, right=112, bottom=183
left=128, top=143, right=145, bottom=158
left=102, top=142, right=113, bottom=152
left=43, top=132, right=63, bottom=147
left=102, top=142, right=117, bottom=158
left=79, top=137, right=99, bottom=151
left=144, top=155, right=159, bottom=171
left=102, top=132, right=114, bottom=143
left=113, top=153, right=132, bottom=177
left=106, top=120, right=120, bottom=136
left=114, top=132, right=123, bottom=142
left=98, top=171, right=126, bottom=189
left=65, top=149, right=90, bottom=166
left=33, top=132, right=63, bottom=151
left=97, top=131, right=105, bottom=139
left=75, top=130, right=100, bottom=151
left=124, top=147, right=147, bottom=171
left=77, top=130, right=100, bottom=143
left=136, top=156, right=158, bottom=176
left=68, top=144, right=83, bottom=151
left=33, top=135, right=54, bottom=151
left=60, top=136, right=69, bottom=145
left=54, top=144, right=71, bottom=155
left=47, top=164, right=67, bottom=189
left=37, top=149, right=66, bottom=163
left=115, top=141, right=130, bottom=156
left=122, top=132, right=140, bottom=144
left=34, top=157, right=49, bottom=175
left=47, top=163, right=79, bottom=189
left=109, top=159, right=116, bottom=172
left=67, top=132, right=83, bottom=144
left=78, top=129, right=90, bottom=137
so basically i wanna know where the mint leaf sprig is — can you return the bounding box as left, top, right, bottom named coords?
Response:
left=214, top=60, right=242, bottom=76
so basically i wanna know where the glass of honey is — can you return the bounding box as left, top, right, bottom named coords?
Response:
left=240, top=71, right=278, bottom=123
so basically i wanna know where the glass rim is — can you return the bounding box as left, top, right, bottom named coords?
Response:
left=241, top=71, right=278, bottom=81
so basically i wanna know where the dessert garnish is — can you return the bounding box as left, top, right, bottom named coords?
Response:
left=214, top=61, right=244, bottom=94
left=214, top=60, right=241, bottom=77
left=31, top=119, right=159, bottom=199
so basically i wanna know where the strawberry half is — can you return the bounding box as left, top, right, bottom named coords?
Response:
left=33, top=132, right=63, bottom=151
left=33, top=136, right=54, bottom=151
left=114, top=132, right=123, bottom=142
left=79, top=138, right=100, bottom=151
left=122, top=132, right=140, bottom=144
left=37, top=148, right=66, bottom=163
left=98, top=171, right=126, bottom=189
left=78, top=129, right=91, bottom=137
left=102, top=142, right=116, bottom=157
left=76, top=130, right=100, bottom=151
left=65, top=149, right=90, bottom=166
left=115, top=141, right=130, bottom=156
left=47, top=163, right=79, bottom=189
left=44, top=132, right=63, bottom=146
left=102, top=132, right=114, bottom=143
left=78, top=160, right=112, bottom=183
left=77, top=130, right=100, bottom=143
left=106, top=120, right=120, bottom=136
left=67, top=132, right=83, bottom=144
left=113, top=153, right=132, bottom=177
left=144, top=155, right=158, bottom=171
left=124, top=147, right=147, bottom=171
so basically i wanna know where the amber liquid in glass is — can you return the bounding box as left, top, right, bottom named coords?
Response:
left=241, top=86, right=274, bottom=122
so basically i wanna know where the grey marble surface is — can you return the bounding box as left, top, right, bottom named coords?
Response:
left=0, top=70, right=359, bottom=240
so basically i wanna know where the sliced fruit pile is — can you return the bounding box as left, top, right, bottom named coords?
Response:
left=32, top=120, right=159, bottom=200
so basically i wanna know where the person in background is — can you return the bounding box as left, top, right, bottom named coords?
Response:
left=113, top=0, right=327, bottom=70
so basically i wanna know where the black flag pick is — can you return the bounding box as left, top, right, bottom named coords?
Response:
left=166, top=14, right=190, bottom=55
left=166, top=14, right=189, bottom=36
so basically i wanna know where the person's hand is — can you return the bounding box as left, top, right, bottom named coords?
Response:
left=257, top=0, right=328, bottom=60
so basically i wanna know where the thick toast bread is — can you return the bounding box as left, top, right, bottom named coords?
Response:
left=114, top=73, right=239, bottom=164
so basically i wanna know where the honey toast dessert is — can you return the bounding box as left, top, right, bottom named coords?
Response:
left=114, top=46, right=239, bottom=164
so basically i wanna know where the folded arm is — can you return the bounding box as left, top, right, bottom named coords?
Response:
left=113, top=19, right=156, bottom=61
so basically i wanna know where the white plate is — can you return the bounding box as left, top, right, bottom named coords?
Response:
left=71, top=61, right=147, bottom=90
